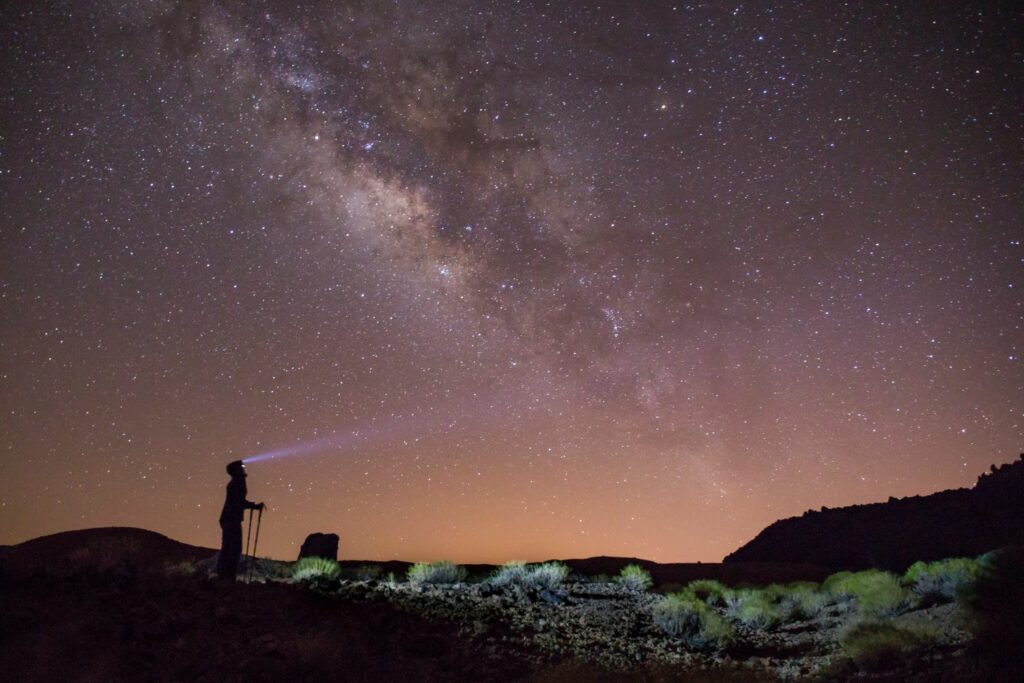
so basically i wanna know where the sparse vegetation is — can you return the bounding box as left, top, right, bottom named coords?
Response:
left=823, top=569, right=908, bottom=616
left=407, top=560, right=467, bottom=585
left=778, top=582, right=829, bottom=621
left=838, top=619, right=939, bottom=672
left=723, top=588, right=781, bottom=629
left=652, top=593, right=735, bottom=651
left=489, top=561, right=531, bottom=587
left=526, top=562, right=570, bottom=590
left=352, top=564, right=382, bottom=581
left=902, top=556, right=980, bottom=605
left=292, top=556, right=341, bottom=581
left=615, top=564, right=652, bottom=592
left=487, top=561, right=569, bottom=589
left=683, top=579, right=728, bottom=606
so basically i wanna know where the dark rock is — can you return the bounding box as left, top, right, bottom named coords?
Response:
left=298, top=533, right=339, bottom=561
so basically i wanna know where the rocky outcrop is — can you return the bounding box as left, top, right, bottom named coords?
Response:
left=725, top=455, right=1024, bottom=571
left=298, top=532, right=339, bottom=561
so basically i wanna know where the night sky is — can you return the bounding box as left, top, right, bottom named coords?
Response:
left=1, top=1, right=1021, bottom=563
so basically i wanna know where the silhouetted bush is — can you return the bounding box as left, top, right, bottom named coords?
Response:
left=902, top=556, right=980, bottom=605
left=683, top=579, right=728, bottom=607
left=823, top=569, right=908, bottom=616
left=407, top=560, right=467, bottom=585
left=615, top=564, right=652, bottom=591
left=963, top=546, right=1024, bottom=679
left=352, top=564, right=382, bottom=581
left=652, top=593, right=735, bottom=651
left=292, top=556, right=341, bottom=581
left=838, top=619, right=938, bottom=672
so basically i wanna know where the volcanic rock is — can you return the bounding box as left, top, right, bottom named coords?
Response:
left=298, top=532, right=339, bottom=561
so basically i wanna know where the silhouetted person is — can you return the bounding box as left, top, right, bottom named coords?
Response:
left=216, top=460, right=264, bottom=581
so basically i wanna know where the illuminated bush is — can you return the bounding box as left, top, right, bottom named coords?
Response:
left=489, top=561, right=531, bottom=587
left=527, top=562, right=570, bottom=590
left=652, top=593, right=735, bottom=651
left=903, top=557, right=981, bottom=605
left=487, top=561, right=569, bottom=589
left=839, top=620, right=938, bottom=672
left=407, top=560, right=467, bottom=585
left=615, top=564, right=653, bottom=592
left=823, top=569, right=908, bottom=616
left=724, top=588, right=781, bottom=630
left=684, top=579, right=729, bottom=607
left=778, top=582, right=829, bottom=621
left=292, top=556, right=341, bottom=581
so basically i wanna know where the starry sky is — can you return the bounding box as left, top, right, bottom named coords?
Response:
left=1, top=1, right=1021, bottom=563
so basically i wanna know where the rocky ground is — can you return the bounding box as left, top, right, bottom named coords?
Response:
left=292, top=572, right=977, bottom=681
left=0, top=528, right=1010, bottom=681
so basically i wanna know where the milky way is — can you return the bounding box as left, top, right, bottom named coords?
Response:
left=1, top=1, right=1021, bottom=562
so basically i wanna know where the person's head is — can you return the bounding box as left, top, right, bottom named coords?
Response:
left=226, top=460, right=246, bottom=478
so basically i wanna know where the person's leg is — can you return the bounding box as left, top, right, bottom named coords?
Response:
left=217, top=522, right=243, bottom=580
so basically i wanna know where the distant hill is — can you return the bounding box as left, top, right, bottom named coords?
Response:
left=1, top=526, right=829, bottom=587
left=0, top=527, right=214, bottom=580
left=725, top=454, right=1024, bottom=571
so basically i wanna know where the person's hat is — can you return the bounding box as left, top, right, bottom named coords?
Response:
left=226, top=460, right=246, bottom=476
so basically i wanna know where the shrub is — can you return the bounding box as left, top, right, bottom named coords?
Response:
left=652, top=593, right=735, bottom=651
left=903, top=557, right=980, bottom=605
left=684, top=579, right=728, bottom=606
left=823, top=569, right=908, bottom=616
left=724, top=588, right=781, bottom=630
left=292, top=556, right=341, bottom=581
left=407, top=560, right=467, bottom=585
left=527, top=562, right=570, bottom=590
left=489, top=561, right=531, bottom=587
left=839, top=620, right=938, bottom=672
left=487, top=561, right=570, bottom=589
left=616, top=564, right=653, bottom=591
left=778, top=582, right=829, bottom=621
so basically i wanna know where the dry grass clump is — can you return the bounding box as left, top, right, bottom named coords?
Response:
left=292, top=556, right=341, bottom=581
left=489, top=561, right=569, bottom=589
left=615, top=564, right=653, bottom=592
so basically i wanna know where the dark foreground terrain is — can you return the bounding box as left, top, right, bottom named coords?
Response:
left=1, top=528, right=1021, bottom=682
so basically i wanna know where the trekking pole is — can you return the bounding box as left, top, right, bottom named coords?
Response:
left=244, top=508, right=254, bottom=582
left=248, top=507, right=264, bottom=583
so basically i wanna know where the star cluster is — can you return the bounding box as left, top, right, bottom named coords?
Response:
left=1, top=1, right=1020, bottom=562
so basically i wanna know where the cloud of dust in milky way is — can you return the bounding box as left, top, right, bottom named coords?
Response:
left=107, top=1, right=772, bottom=443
